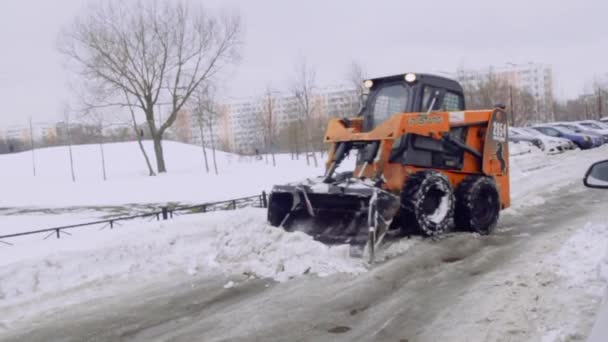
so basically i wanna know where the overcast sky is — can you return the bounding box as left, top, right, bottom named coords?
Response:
left=1, top=0, right=607, bottom=126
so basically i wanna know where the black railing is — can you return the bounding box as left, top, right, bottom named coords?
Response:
left=0, top=191, right=268, bottom=245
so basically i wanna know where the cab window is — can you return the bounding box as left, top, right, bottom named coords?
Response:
left=370, top=84, right=410, bottom=127
left=422, top=87, right=440, bottom=111
left=441, top=92, right=464, bottom=111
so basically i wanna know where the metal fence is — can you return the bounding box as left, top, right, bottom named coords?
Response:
left=0, top=192, right=268, bottom=246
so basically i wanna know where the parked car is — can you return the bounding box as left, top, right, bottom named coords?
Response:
left=516, top=127, right=573, bottom=153
left=531, top=125, right=596, bottom=149
left=578, top=119, right=608, bottom=130
left=509, top=140, right=536, bottom=156
left=508, top=127, right=544, bottom=151
left=600, top=117, right=608, bottom=124
left=551, top=122, right=608, bottom=144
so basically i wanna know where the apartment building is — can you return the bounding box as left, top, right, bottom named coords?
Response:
left=457, top=62, right=554, bottom=113
left=0, top=122, right=57, bottom=143
left=178, top=86, right=358, bottom=153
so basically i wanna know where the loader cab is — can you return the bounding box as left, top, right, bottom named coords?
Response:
left=361, top=73, right=465, bottom=132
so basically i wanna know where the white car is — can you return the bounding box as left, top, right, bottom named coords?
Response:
left=509, top=140, right=536, bottom=156
left=515, top=127, right=573, bottom=153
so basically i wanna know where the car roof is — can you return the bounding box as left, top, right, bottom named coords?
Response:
left=533, top=125, right=570, bottom=132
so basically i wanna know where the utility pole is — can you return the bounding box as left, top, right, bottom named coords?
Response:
left=509, top=85, right=515, bottom=126
left=65, top=111, right=76, bottom=182
left=29, top=117, right=37, bottom=176
left=598, top=87, right=603, bottom=120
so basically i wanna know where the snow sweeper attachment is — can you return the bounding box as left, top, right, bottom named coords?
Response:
left=268, top=73, right=510, bottom=262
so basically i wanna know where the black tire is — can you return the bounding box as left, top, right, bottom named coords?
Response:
left=399, top=170, right=455, bottom=236
left=454, top=176, right=500, bottom=234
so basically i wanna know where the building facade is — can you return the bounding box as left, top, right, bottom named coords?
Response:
left=177, top=86, right=358, bottom=154
left=457, top=62, right=554, bottom=115
left=0, top=122, right=57, bottom=143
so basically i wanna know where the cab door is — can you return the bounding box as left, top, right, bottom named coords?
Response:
left=418, top=86, right=465, bottom=112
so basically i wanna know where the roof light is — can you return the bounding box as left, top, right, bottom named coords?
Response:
left=404, top=73, right=417, bottom=82
left=363, top=79, right=373, bottom=88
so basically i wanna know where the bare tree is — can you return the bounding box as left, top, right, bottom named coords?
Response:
left=125, top=93, right=156, bottom=176
left=461, top=73, right=510, bottom=110
left=192, top=87, right=211, bottom=173
left=511, top=88, right=539, bottom=126
left=346, top=60, right=367, bottom=115
left=256, top=86, right=278, bottom=166
left=276, top=121, right=300, bottom=160
left=291, top=60, right=319, bottom=167
left=59, top=0, right=241, bottom=173
left=191, top=85, right=220, bottom=175
left=594, top=82, right=607, bottom=120
left=462, top=74, right=546, bottom=126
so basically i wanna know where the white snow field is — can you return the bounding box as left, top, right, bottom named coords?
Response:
left=0, top=140, right=334, bottom=208
left=1, top=141, right=608, bottom=341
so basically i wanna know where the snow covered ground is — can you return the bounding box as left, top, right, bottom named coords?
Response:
left=0, top=210, right=365, bottom=316
left=1, top=141, right=608, bottom=341
left=0, top=141, right=331, bottom=208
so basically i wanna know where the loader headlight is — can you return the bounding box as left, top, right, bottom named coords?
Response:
left=363, top=79, right=373, bottom=88
left=404, top=73, right=417, bottom=83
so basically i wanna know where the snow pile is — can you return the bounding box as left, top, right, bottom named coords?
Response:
left=213, top=213, right=365, bottom=282
left=0, top=209, right=364, bottom=309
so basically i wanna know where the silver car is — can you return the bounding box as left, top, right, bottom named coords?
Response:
left=516, top=127, right=574, bottom=153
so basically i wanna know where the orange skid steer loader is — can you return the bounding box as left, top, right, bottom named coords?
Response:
left=268, top=73, right=510, bottom=262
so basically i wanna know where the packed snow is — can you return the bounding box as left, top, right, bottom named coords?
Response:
left=538, top=221, right=608, bottom=341
left=553, top=222, right=608, bottom=292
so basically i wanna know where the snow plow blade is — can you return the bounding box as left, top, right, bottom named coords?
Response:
left=267, top=178, right=400, bottom=261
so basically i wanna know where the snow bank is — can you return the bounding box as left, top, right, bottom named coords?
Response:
left=0, top=209, right=364, bottom=310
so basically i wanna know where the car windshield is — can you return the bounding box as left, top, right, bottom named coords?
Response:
left=522, top=128, right=541, bottom=136
left=557, top=125, right=580, bottom=133
left=509, top=128, right=521, bottom=136
left=552, top=126, right=576, bottom=134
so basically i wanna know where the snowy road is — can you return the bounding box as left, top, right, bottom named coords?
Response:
left=3, top=183, right=607, bottom=342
